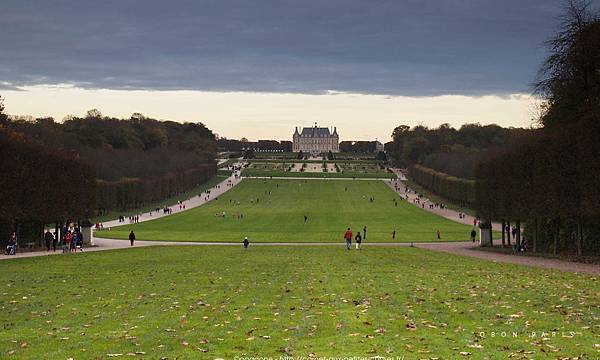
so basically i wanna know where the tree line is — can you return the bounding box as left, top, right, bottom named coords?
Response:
left=217, top=138, right=293, bottom=152
left=1, top=105, right=217, bottom=245
left=410, top=164, right=476, bottom=206
left=0, top=125, right=95, bottom=247
left=388, top=123, right=529, bottom=179
left=476, top=0, right=600, bottom=255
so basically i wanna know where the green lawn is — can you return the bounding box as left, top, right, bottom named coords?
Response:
left=98, top=179, right=475, bottom=242
left=1, top=246, right=597, bottom=358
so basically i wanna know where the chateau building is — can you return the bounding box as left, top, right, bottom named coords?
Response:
left=293, top=125, right=339, bottom=153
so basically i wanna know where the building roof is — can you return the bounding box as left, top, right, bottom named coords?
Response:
left=300, top=126, right=333, bottom=137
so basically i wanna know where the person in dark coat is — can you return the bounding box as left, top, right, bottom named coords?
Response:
left=44, top=230, right=54, bottom=251
left=355, top=232, right=362, bottom=250
left=129, top=230, right=136, bottom=246
left=243, top=236, right=249, bottom=249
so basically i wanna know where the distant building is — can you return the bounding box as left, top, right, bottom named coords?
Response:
left=374, top=140, right=384, bottom=152
left=293, top=124, right=339, bottom=153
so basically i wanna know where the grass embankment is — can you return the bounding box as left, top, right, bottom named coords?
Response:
left=98, top=179, right=475, bottom=242
left=1, top=246, right=597, bottom=358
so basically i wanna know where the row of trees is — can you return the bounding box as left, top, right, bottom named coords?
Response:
left=8, top=110, right=216, bottom=181
left=409, top=164, right=476, bottom=206
left=217, top=138, right=293, bottom=152
left=96, top=164, right=215, bottom=211
left=339, top=141, right=383, bottom=153
left=1, top=102, right=218, bottom=245
left=0, top=125, right=95, bottom=246
left=476, top=0, right=600, bottom=255
left=389, top=123, right=529, bottom=178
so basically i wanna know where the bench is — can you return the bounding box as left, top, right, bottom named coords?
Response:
left=25, top=242, right=35, bottom=249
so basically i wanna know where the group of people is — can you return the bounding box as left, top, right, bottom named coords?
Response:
left=60, top=228, right=84, bottom=253
left=343, top=226, right=367, bottom=250
left=4, top=227, right=86, bottom=255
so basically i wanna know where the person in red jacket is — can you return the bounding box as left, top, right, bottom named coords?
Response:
left=344, top=228, right=352, bottom=250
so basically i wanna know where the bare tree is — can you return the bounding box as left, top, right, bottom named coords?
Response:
left=535, top=0, right=600, bottom=126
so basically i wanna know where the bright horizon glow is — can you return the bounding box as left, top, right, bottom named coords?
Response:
left=2, top=85, right=538, bottom=143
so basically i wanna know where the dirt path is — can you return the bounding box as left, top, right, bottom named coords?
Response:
left=415, top=241, right=599, bottom=275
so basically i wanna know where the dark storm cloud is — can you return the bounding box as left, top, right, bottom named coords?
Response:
left=0, top=0, right=568, bottom=96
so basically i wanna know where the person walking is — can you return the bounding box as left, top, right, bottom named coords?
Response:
left=344, top=228, right=353, bottom=250
left=75, top=229, right=84, bottom=252
left=470, top=228, right=477, bottom=243
left=392, top=229, right=396, bottom=240
left=52, top=231, right=57, bottom=252
left=64, top=231, right=73, bottom=254
left=436, top=229, right=441, bottom=240
left=363, top=226, right=367, bottom=240
left=129, top=230, right=136, bottom=246
left=44, top=229, right=53, bottom=251
left=243, top=236, right=249, bottom=249
left=355, top=232, right=362, bottom=250
left=71, top=231, right=78, bottom=253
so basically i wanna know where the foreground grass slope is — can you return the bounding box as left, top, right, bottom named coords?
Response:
left=98, top=179, right=474, bottom=242
left=1, top=246, right=597, bottom=358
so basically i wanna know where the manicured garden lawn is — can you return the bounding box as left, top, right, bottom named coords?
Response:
left=1, top=246, right=597, bottom=358
left=97, top=179, right=475, bottom=242
left=242, top=161, right=394, bottom=179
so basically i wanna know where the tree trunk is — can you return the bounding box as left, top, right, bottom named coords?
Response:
left=533, top=218, right=538, bottom=253
left=553, top=218, right=560, bottom=255
left=55, top=222, right=60, bottom=251
left=489, top=226, right=493, bottom=247
left=516, top=220, right=521, bottom=249
left=501, top=220, right=506, bottom=247
left=38, top=222, right=44, bottom=248
left=577, top=217, right=583, bottom=257
left=506, top=220, right=511, bottom=247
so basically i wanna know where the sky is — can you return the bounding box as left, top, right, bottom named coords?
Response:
left=0, top=0, right=575, bottom=141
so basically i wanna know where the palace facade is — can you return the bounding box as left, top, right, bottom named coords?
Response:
left=292, top=125, right=339, bottom=153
